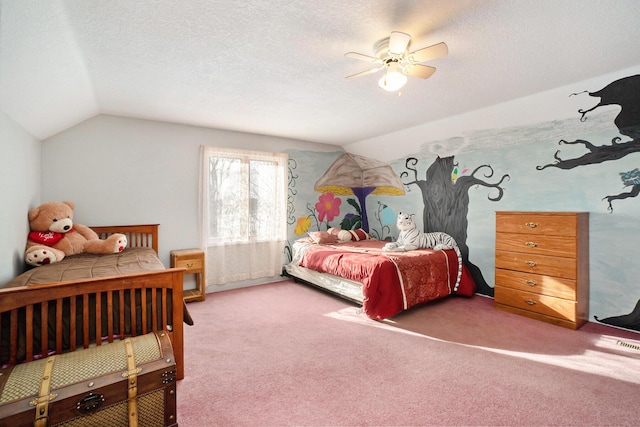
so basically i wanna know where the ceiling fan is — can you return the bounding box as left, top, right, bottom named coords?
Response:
left=345, top=31, right=448, bottom=92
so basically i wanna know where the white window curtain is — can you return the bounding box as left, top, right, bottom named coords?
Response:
left=199, top=146, right=288, bottom=286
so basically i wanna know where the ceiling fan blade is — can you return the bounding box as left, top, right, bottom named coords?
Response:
left=388, top=31, right=411, bottom=55
left=345, top=66, right=384, bottom=79
left=345, top=52, right=382, bottom=63
left=408, top=42, right=448, bottom=63
left=404, top=64, right=436, bottom=79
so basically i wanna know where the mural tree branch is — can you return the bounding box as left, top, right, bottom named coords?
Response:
left=401, top=156, right=510, bottom=296
left=537, top=74, right=640, bottom=212
left=536, top=137, right=640, bottom=171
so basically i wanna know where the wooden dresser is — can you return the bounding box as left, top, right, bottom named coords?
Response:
left=494, top=211, right=589, bottom=329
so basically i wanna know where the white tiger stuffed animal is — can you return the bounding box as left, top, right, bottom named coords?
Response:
left=383, top=212, right=463, bottom=292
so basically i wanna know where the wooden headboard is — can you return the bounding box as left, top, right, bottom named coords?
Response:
left=91, top=224, right=159, bottom=254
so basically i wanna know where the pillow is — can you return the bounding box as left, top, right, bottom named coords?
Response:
left=327, top=228, right=342, bottom=237
left=308, top=231, right=339, bottom=244
left=339, top=228, right=371, bottom=242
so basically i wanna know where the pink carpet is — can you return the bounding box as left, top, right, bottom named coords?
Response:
left=177, top=280, right=640, bottom=426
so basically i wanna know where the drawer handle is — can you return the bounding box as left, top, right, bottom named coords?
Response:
left=525, top=241, right=538, bottom=248
left=525, top=222, right=538, bottom=228
left=525, top=261, right=537, bottom=267
left=525, top=280, right=537, bottom=287
left=186, top=263, right=194, bottom=268
left=524, top=299, right=537, bottom=306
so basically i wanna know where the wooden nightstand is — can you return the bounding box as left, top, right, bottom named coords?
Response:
left=170, top=249, right=206, bottom=303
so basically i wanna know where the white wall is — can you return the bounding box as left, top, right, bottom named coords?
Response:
left=0, top=111, right=41, bottom=284
left=42, top=114, right=342, bottom=267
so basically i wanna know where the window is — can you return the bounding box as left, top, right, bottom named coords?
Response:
left=200, top=146, right=288, bottom=286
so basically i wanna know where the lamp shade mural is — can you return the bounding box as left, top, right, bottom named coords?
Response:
left=314, top=153, right=405, bottom=231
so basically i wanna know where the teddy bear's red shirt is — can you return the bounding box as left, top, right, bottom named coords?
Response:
left=28, top=229, right=75, bottom=245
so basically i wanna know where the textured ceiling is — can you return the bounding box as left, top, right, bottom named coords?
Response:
left=1, top=0, right=640, bottom=148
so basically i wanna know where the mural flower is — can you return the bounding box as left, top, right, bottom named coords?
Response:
left=380, top=204, right=396, bottom=226
left=294, top=216, right=311, bottom=235
left=315, top=192, right=341, bottom=222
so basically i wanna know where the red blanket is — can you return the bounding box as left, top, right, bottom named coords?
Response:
left=299, top=240, right=475, bottom=319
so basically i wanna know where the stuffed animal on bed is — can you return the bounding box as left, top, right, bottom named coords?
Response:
left=25, top=201, right=128, bottom=267
left=383, top=212, right=463, bottom=291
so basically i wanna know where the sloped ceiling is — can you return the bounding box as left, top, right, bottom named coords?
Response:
left=1, top=0, right=639, bottom=147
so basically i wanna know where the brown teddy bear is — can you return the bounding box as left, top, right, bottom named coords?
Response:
left=25, top=201, right=127, bottom=267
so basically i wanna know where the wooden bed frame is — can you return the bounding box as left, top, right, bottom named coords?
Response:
left=0, top=224, right=186, bottom=380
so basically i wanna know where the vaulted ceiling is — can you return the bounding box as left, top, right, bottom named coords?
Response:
left=1, top=0, right=639, bottom=147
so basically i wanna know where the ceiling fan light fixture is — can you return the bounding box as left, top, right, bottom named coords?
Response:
left=378, top=62, right=407, bottom=92
left=346, top=31, right=447, bottom=91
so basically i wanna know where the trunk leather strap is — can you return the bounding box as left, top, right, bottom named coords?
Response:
left=33, top=355, right=56, bottom=427
left=124, top=338, right=139, bottom=427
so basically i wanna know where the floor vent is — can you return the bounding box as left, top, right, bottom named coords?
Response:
left=616, top=340, right=640, bottom=351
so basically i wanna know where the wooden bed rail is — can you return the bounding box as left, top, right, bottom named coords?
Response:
left=0, top=223, right=186, bottom=380
left=91, top=224, right=159, bottom=254
left=0, top=268, right=185, bottom=378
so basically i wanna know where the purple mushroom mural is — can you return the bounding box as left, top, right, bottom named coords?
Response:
left=314, top=153, right=405, bottom=232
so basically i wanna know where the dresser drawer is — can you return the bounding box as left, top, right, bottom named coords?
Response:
left=495, top=251, right=576, bottom=279
left=496, top=212, right=577, bottom=237
left=495, top=269, right=576, bottom=299
left=174, top=257, right=204, bottom=272
left=495, top=286, right=577, bottom=322
left=496, top=232, right=576, bottom=257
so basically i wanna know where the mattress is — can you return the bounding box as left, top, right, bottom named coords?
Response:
left=2, top=247, right=165, bottom=288
left=1, top=248, right=192, bottom=366
left=285, top=238, right=476, bottom=319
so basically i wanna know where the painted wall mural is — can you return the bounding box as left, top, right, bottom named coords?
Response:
left=397, top=156, right=509, bottom=296
left=285, top=151, right=375, bottom=262
left=314, top=153, right=405, bottom=232
left=284, top=68, right=640, bottom=333
left=537, top=74, right=640, bottom=213
left=537, top=74, right=640, bottom=331
left=285, top=157, right=300, bottom=263
left=594, top=301, right=640, bottom=331
left=285, top=151, right=506, bottom=297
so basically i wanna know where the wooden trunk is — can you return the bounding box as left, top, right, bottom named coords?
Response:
left=0, top=331, right=177, bottom=427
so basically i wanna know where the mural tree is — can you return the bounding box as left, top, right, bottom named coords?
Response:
left=401, top=156, right=510, bottom=296
left=537, top=74, right=640, bottom=212
left=537, top=73, right=640, bottom=330
left=594, top=300, right=640, bottom=332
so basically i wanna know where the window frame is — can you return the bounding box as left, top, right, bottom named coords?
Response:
left=200, top=146, right=288, bottom=246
